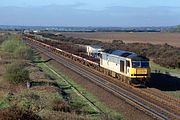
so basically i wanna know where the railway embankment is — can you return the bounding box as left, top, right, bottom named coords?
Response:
left=0, top=34, right=124, bottom=120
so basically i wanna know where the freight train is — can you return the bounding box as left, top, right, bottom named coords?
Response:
left=24, top=34, right=151, bottom=86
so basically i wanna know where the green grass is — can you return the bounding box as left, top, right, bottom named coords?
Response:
left=150, top=61, right=180, bottom=74
left=36, top=59, right=124, bottom=120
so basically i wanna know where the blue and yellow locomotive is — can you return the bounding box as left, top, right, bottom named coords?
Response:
left=100, top=49, right=151, bottom=86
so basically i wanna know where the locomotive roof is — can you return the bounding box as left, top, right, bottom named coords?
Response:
left=102, top=49, right=149, bottom=61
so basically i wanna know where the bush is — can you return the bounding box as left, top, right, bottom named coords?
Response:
left=14, top=46, right=34, bottom=60
left=52, top=100, right=71, bottom=112
left=0, top=107, right=42, bottom=120
left=4, top=62, right=30, bottom=84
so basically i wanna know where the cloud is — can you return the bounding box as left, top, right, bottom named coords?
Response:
left=0, top=5, right=180, bottom=26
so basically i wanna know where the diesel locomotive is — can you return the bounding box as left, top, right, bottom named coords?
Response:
left=100, top=49, right=150, bottom=85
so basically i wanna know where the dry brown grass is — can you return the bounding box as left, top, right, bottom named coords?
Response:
left=61, top=32, right=180, bottom=47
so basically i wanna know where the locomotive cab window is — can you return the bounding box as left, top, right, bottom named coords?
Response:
left=120, top=60, right=124, bottom=72
left=132, top=61, right=149, bottom=68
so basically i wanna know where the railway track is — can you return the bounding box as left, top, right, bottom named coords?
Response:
left=129, top=86, right=180, bottom=118
left=141, top=88, right=180, bottom=108
left=25, top=39, right=180, bottom=120
left=146, top=88, right=180, bottom=106
left=76, top=58, right=180, bottom=117
left=113, top=82, right=180, bottom=117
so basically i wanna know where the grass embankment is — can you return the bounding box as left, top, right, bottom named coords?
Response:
left=0, top=35, right=85, bottom=119
left=0, top=35, right=44, bottom=119
left=0, top=36, right=90, bottom=119
left=0, top=35, right=123, bottom=120
left=36, top=57, right=123, bottom=120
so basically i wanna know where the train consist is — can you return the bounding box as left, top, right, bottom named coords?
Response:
left=24, top=34, right=151, bottom=86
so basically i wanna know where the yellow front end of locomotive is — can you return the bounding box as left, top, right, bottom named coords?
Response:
left=129, top=68, right=151, bottom=78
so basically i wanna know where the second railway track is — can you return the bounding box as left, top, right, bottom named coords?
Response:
left=24, top=38, right=180, bottom=120
left=145, top=88, right=180, bottom=106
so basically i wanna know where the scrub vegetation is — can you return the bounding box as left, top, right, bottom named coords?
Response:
left=1, top=35, right=33, bottom=85
left=0, top=33, right=123, bottom=120
left=4, top=61, right=30, bottom=84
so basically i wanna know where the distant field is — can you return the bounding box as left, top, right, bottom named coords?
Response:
left=61, top=32, right=180, bottom=47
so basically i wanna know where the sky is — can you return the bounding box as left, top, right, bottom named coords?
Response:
left=0, top=0, right=180, bottom=26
